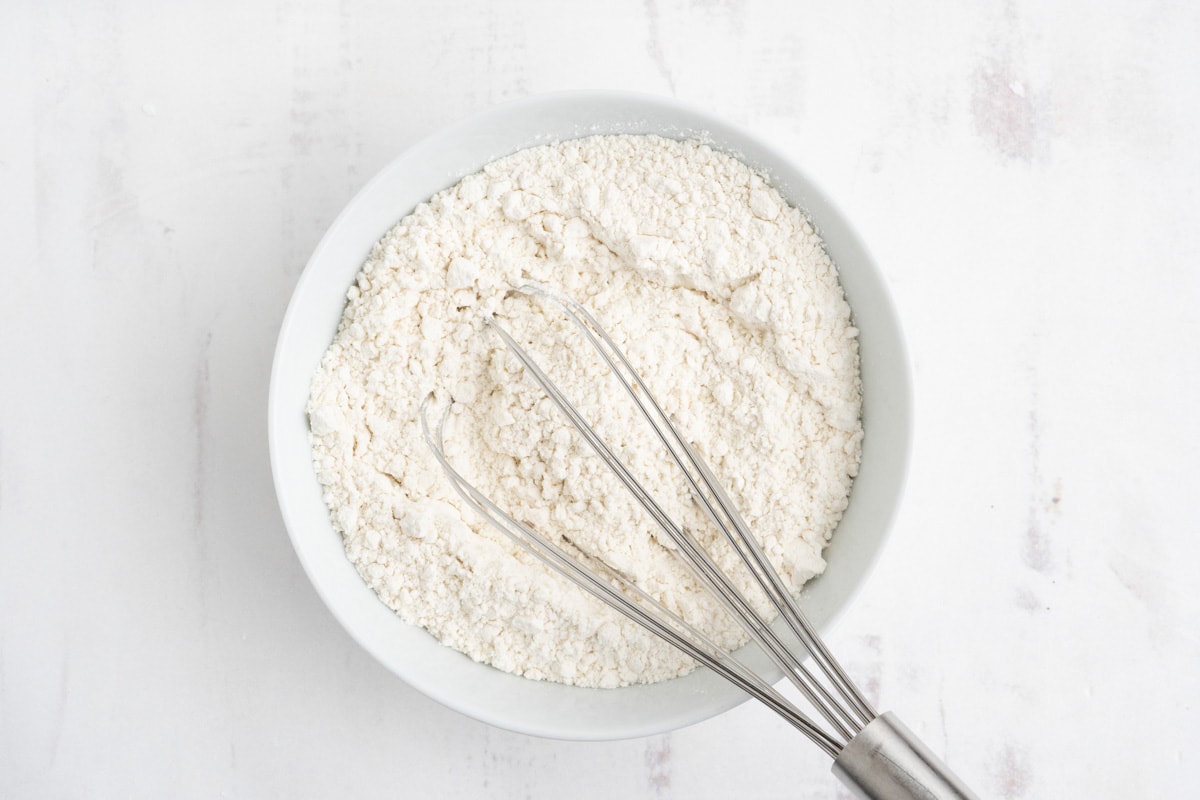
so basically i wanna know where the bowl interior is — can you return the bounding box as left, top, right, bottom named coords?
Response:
left=268, top=91, right=912, bottom=740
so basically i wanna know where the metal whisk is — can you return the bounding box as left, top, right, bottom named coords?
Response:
left=421, top=284, right=979, bottom=800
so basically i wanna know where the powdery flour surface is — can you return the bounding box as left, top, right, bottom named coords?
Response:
left=308, top=135, right=862, bottom=688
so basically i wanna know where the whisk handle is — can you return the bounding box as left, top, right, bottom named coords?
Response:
left=831, top=712, right=980, bottom=800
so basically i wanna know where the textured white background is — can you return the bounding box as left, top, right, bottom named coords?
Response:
left=3, top=1, right=1198, bottom=797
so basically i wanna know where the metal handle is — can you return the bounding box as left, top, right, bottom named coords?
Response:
left=831, top=712, right=980, bottom=800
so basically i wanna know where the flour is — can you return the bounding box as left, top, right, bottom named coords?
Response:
left=307, top=135, right=862, bottom=688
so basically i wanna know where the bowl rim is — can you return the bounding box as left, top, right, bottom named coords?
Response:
left=268, top=89, right=913, bottom=740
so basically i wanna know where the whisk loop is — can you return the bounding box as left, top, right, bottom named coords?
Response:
left=420, top=283, right=979, bottom=800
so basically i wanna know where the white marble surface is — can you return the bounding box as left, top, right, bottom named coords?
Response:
left=3, top=1, right=1198, bottom=797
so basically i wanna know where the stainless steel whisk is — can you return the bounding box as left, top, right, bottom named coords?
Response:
left=421, top=284, right=980, bottom=800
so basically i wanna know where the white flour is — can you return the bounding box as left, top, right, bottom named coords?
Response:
left=308, top=135, right=862, bottom=687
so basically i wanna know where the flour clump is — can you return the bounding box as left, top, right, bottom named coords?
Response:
left=307, top=135, right=862, bottom=688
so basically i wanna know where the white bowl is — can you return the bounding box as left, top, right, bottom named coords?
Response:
left=268, top=91, right=912, bottom=741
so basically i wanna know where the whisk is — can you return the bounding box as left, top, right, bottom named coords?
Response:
left=420, top=284, right=980, bottom=800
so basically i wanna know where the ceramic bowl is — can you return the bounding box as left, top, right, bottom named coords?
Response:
left=268, top=91, right=912, bottom=740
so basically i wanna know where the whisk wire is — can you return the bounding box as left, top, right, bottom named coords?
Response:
left=689, top=447, right=877, bottom=726
left=483, top=308, right=860, bottom=744
left=511, top=284, right=876, bottom=731
left=419, top=395, right=843, bottom=758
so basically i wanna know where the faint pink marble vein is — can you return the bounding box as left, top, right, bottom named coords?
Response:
left=644, top=733, right=672, bottom=795
left=971, top=5, right=1043, bottom=163
left=995, top=742, right=1032, bottom=798
left=857, top=634, right=883, bottom=709
left=972, top=60, right=1039, bottom=162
